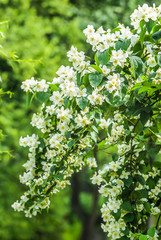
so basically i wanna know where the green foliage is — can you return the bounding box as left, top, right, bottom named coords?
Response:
left=13, top=2, right=161, bottom=239
left=147, top=227, right=155, bottom=237
left=77, top=97, right=89, bottom=110
left=89, top=73, right=103, bottom=88
left=96, top=49, right=110, bottom=65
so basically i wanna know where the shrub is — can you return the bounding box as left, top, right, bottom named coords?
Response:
left=13, top=4, right=161, bottom=239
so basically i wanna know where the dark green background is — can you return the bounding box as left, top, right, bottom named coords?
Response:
left=0, top=1, right=160, bottom=239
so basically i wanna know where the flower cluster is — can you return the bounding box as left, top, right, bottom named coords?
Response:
left=21, top=77, right=49, bottom=93
left=13, top=4, right=161, bottom=239
left=92, top=154, right=160, bottom=239
left=83, top=24, right=137, bottom=52
left=131, top=4, right=161, bottom=30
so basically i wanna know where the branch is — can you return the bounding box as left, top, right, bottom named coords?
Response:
left=97, top=136, right=107, bottom=144
left=156, top=213, right=161, bottom=230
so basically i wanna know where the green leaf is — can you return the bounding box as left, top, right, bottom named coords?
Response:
left=77, top=72, right=82, bottom=86
left=89, top=73, right=103, bottom=88
left=132, top=82, right=142, bottom=90
left=146, top=178, right=156, bottom=188
left=135, top=174, right=145, bottom=185
left=136, top=189, right=148, bottom=198
left=36, top=92, right=50, bottom=103
left=94, top=111, right=101, bottom=121
left=129, top=56, right=144, bottom=79
left=59, top=174, right=64, bottom=181
left=76, top=97, right=88, bottom=110
left=149, top=146, right=160, bottom=159
left=113, top=209, right=121, bottom=221
left=157, top=54, right=161, bottom=66
left=50, top=165, right=56, bottom=173
left=123, top=213, right=134, bottom=223
left=140, top=111, right=150, bottom=126
left=110, top=27, right=121, bottom=33
left=146, top=19, right=155, bottom=33
left=94, top=52, right=99, bottom=66
left=91, top=131, right=98, bottom=142
left=140, top=20, right=145, bottom=30
left=108, top=123, right=113, bottom=136
left=152, top=25, right=161, bottom=34
left=104, top=90, right=113, bottom=104
left=64, top=97, right=69, bottom=108
left=89, top=64, right=102, bottom=73
left=86, top=85, right=92, bottom=94
left=138, top=86, right=150, bottom=94
left=43, top=179, right=47, bottom=187
left=139, top=235, right=147, bottom=240
left=96, top=49, right=110, bottom=65
left=67, top=139, right=75, bottom=149
left=83, top=74, right=89, bottom=86
left=50, top=84, right=59, bottom=91
left=115, top=39, right=131, bottom=51
left=134, top=120, right=143, bottom=135
left=149, top=72, right=156, bottom=81
left=134, top=89, right=146, bottom=102
left=91, top=125, right=98, bottom=133
left=140, top=27, right=146, bottom=46
left=131, top=40, right=143, bottom=56
left=144, top=202, right=151, bottom=213
left=65, top=131, right=71, bottom=140
left=113, top=95, right=124, bottom=106
left=122, top=228, right=130, bottom=236
left=39, top=138, right=45, bottom=148
left=152, top=30, right=161, bottom=41
left=123, top=176, right=133, bottom=188
left=38, top=197, right=45, bottom=204
left=119, top=236, right=129, bottom=240
left=121, top=202, right=132, bottom=212
left=121, top=84, right=128, bottom=98
left=112, top=153, right=118, bottom=161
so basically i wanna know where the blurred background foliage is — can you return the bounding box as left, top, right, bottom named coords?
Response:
left=0, top=0, right=160, bottom=239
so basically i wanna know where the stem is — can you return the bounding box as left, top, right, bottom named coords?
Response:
left=143, top=52, right=150, bottom=59
left=156, top=213, right=161, bottom=230
left=97, top=136, right=107, bottom=144
left=148, top=128, right=156, bottom=135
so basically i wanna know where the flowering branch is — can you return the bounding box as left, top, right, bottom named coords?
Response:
left=12, top=3, right=161, bottom=239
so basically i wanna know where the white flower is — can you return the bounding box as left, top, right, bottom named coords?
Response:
left=56, top=107, right=72, bottom=122
left=83, top=25, right=95, bottom=37
left=35, top=79, right=49, bottom=92
left=78, top=88, right=87, bottom=97
left=50, top=91, right=63, bottom=105
left=91, top=173, right=103, bottom=185
left=105, top=73, right=123, bottom=92
left=21, top=77, right=37, bottom=92
left=75, top=114, right=90, bottom=127
left=88, top=90, right=104, bottom=105
left=99, top=185, right=109, bottom=197
left=151, top=206, right=160, bottom=215
left=12, top=201, right=23, bottom=212
left=110, top=50, right=128, bottom=68
left=120, top=171, right=130, bottom=179
left=147, top=56, right=157, bottom=67
left=87, top=157, right=97, bottom=168
left=99, top=118, right=111, bottom=129
left=101, top=65, right=111, bottom=76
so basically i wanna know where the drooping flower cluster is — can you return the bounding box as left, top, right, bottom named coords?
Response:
left=13, top=4, right=161, bottom=239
